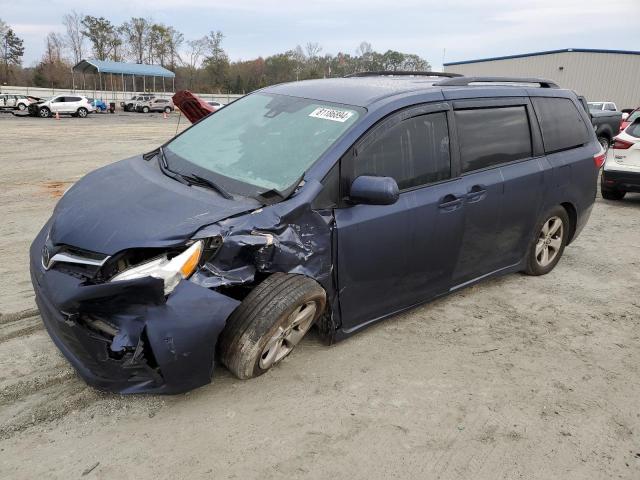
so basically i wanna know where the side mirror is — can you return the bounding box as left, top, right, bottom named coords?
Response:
left=349, top=175, right=399, bottom=206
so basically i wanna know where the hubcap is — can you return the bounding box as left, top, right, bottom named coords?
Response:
left=535, top=216, right=563, bottom=267
left=259, top=301, right=317, bottom=370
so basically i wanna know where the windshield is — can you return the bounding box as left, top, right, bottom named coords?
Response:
left=165, top=92, right=363, bottom=193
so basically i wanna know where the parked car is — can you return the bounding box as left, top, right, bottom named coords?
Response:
left=28, top=95, right=94, bottom=118
left=135, top=97, right=174, bottom=113
left=121, top=94, right=155, bottom=112
left=30, top=73, right=601, bottom=394
left=588, top=101, right=618, bottom=112
left=88, top=98, right=108, bottom=112
left=579, top=97, right=622, bottom=151
left=0, top=94, right=37, bottom=111
left=601, top=119, right=640, bottom=200
left=619, top=107, right=640, bottom=132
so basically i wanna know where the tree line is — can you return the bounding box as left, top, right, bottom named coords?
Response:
left=0, top=14, right=431, bottom=94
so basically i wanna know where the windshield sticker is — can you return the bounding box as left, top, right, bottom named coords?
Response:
left=309, top=107, right=354, bottom=123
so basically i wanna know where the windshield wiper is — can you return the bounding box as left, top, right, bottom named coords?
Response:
left=179, top=172, right=234, bottom=200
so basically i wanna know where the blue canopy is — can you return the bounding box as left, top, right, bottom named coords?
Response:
left=73, top=59, right=175, bottom=78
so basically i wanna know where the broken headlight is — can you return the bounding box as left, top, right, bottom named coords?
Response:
left=110, top=240, right=203, bottom=295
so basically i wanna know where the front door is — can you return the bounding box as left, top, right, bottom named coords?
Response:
left=49, top=96, right=66, bottom=113
left=335, top=104, right=466, bottom=331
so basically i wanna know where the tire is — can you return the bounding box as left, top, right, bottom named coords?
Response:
left=39, top=107, right=51, bottom=118
left=523, top=206, right=570, bottom=276
left=77, top=107, right=88, bottom=118
left=18, top=103, right=26, bottom=111
left=602, top=189, right=626, bottom=200
left=219, top=273, right=326, bottom=380
left=164, top=106, right=171, bottom=114
left=142, top=106, right=150, bottom=113
left=597, top=136, right=610, bottom=153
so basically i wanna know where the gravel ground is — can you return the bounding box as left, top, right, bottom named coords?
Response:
left=0, top=113, right=639, bottom=479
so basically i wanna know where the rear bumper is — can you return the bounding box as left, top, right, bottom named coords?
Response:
left=30, top=225, right=240, bottom=394
left=602, top=169, right=640, bottom=192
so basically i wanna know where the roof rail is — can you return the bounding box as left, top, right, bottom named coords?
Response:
left=345, top=71, right=463, bottom=78
left=434, top=76, right=559, bottom=88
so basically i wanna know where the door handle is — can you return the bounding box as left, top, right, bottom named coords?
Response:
left=438, top=194, right=463, bottom=211
left=466, top=185, right=487, bottom=203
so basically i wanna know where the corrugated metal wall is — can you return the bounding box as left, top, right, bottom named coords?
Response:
left=444, top=51, right=640, bottom=109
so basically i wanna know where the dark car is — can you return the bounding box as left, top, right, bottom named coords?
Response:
left=30, top=73, right=602, bottom=394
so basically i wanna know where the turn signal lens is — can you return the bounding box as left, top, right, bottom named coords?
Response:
left=179, top=241, right=203, bottom=278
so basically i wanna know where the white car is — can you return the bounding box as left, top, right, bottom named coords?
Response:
left=0, top=94, right=35, bottom=111
left=601, top=120, right=640, bottom=200
left=588, top=101, right=618, bottom=112
left=28, top=95, right=95, bottom=118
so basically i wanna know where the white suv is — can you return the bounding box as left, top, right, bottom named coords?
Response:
left=0, top=94, right=35, bottom=111
left=29, top=95, right=94, bottom=118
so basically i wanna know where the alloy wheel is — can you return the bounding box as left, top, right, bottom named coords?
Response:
left=259, top=301, right=317, bottom=369
left=535, top=216, right=564, bottom=267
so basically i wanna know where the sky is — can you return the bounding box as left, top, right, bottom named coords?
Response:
left=2, top=0, right=639, bottom=70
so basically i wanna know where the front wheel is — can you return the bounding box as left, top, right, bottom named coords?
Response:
left=218, top=273, right=326, bottom=380
left=142, top=106, right=150, bottom=113
left=164, top=106, right=171, bottom=114
left=39, top=107, right=51, bottom=118
left=523, top=206, right=570, bottom=276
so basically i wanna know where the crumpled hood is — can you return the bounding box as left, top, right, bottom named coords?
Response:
left=49, top=155, right=261, bottom=255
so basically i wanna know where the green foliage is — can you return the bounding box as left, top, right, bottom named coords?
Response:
left=0, top=19, right=25, bottom=84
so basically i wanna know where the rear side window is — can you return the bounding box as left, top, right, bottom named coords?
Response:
left=627, top=121, right=640, bottom=138
left=454, top=106, right=532, bottom=173
left=532, top=97, right=590, bottom=153
left=353, top=112, right=451, bottom=190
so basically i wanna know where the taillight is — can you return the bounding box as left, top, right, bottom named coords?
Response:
left=613, top=138, right=634, bottom=150
left=593, top=151, right=606, bottom=169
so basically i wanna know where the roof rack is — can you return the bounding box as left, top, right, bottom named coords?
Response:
left=345, top=71, right=463, bottom=78
left=434, top=76, right=559, bottom=88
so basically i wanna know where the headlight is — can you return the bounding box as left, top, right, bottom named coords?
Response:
left=110, top=240, right=203, bottom=295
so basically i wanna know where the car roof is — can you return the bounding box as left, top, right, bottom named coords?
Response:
left=263, top=76, right=445, bottom=107
left=262, top=75, right=575, bottom=108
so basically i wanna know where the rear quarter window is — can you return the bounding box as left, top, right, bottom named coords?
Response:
left=532, top=97, right=590, bottom=153
left=454, top=106, right=532, bottom=173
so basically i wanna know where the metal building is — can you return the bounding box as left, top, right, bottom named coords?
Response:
left=443, top=48, right=640, bottom=110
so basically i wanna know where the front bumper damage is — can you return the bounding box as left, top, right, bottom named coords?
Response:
left=29, top=180, right=336, bottom=394
left=30, top=227, right=239, bottom=394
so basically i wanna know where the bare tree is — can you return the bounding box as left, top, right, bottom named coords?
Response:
left=62, top=11, right=84, bottom=64
left=186, top=36, right=207, bottom=87
left=121, top=17, right=151, bottom=63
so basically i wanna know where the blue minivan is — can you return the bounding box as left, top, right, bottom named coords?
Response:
left=30, top=73, right=603, bottom=393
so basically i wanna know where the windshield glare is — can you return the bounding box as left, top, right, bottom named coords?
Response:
left=166, top=92, right=363, bottom=192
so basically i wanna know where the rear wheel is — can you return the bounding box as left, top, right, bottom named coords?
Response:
left=39, top=107, right=51, bottom=118
left=524, top=206, right=570, bottom=276
left=218, top=273, right=326, bottom=380
left=77, top=107, right=88, bottom=118
left=18, top=103, right=26, bottom=111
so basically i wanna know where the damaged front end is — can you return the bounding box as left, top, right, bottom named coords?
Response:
left=29, top=180, right=336, bottom=394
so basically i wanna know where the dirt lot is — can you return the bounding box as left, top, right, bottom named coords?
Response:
left=1, top=113, right=639, bottom=479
